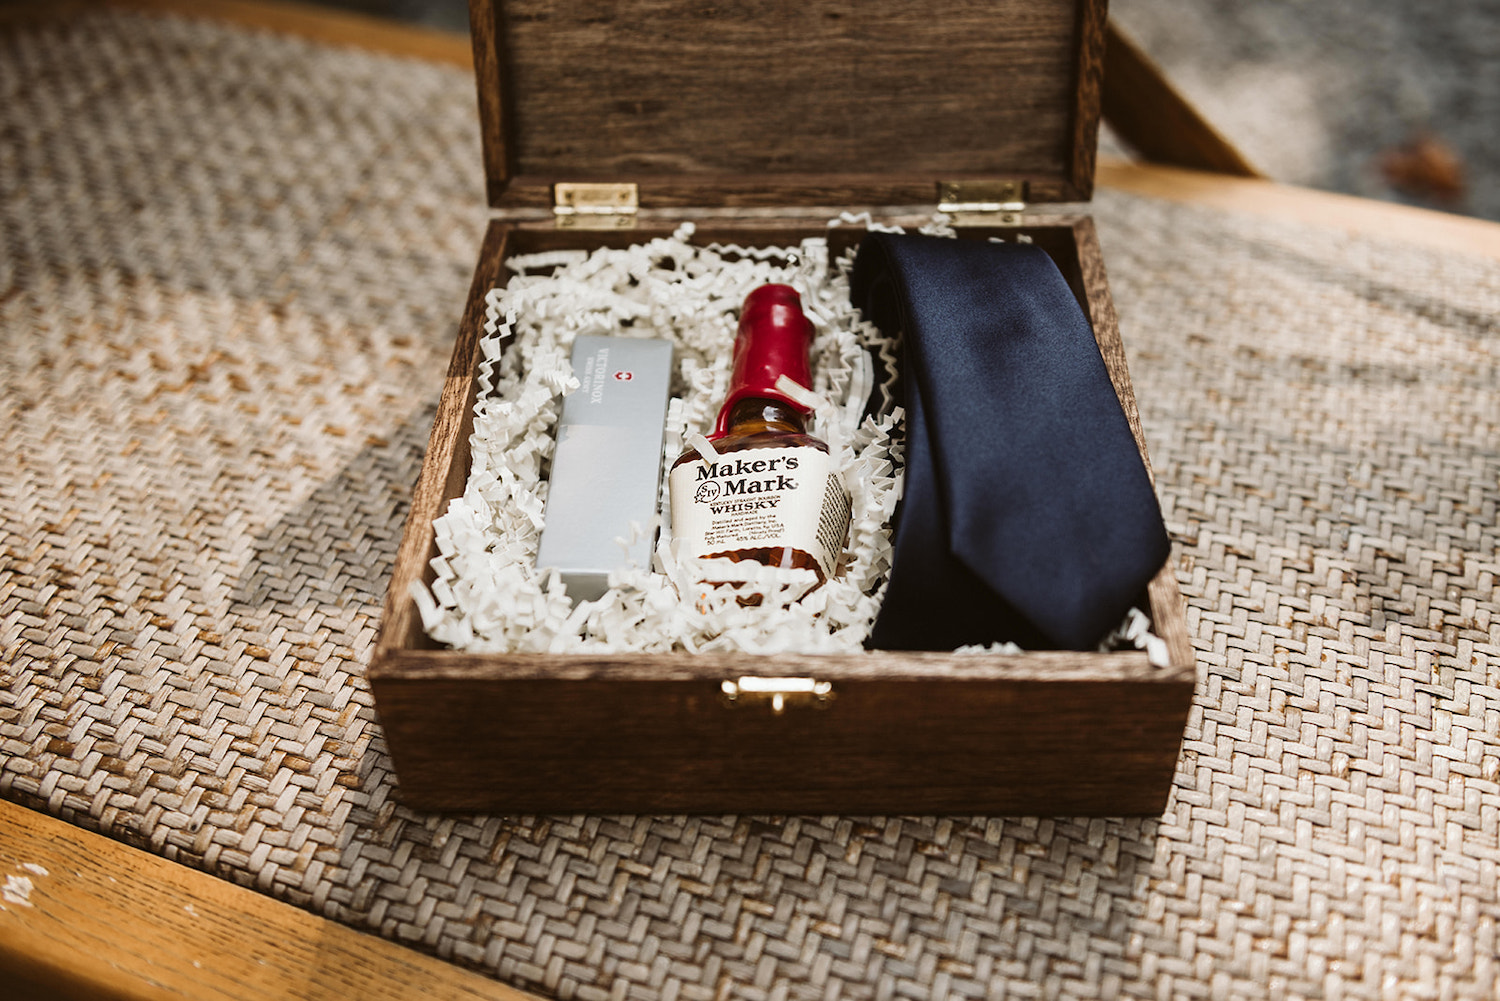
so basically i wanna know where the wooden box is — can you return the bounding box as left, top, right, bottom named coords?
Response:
left=369, top=0, right=1197, bottom=814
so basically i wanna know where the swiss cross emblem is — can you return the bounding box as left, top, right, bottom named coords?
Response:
left=613, top=370, right=633, bottom=381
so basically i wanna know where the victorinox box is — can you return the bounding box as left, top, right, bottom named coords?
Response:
left=368, top=0, right=1197, bottom=814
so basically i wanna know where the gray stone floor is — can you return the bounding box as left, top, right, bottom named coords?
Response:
left=1111, top=0, right=1500, bottom=221
left=318, top=0, right=1500, bottom=222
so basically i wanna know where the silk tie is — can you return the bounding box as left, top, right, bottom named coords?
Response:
left=850, top=232, right=1170, bottom=651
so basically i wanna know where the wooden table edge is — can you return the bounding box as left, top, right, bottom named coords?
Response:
left=0, top=798, right=543, bottom=1001
left=1096, top=158, right=1500, bottom=261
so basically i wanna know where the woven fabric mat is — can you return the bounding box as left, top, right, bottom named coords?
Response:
left=3, top=10, right=1497, bottom=1000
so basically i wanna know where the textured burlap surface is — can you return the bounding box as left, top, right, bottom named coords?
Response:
left=2, top=10, right=1497, bottom=1000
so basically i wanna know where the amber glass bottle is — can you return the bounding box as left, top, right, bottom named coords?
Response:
left=669, top=284, right=851, bottom=583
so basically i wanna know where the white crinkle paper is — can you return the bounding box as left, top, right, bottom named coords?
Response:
left=414, top=223, right=904, bottom=654
left=413, top=220, right=1168, bottom=665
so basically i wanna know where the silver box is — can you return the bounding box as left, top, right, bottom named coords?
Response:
left=535, top=335, right=674, bottom=601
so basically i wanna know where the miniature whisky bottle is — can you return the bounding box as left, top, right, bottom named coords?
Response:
left=669, top=284, right=851, bottom=584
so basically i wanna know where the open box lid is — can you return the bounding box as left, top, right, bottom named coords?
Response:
left=469, top=0, right=1107, bottom=214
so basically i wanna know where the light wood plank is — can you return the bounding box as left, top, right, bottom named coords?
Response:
left=1097, top=157, right=1500, bottom=261
left=0, top=799, right=541, bottom=1001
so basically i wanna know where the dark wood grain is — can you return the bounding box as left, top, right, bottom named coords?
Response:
left=467, top=0, right=510, bottom=204
left=1070, top=212, right=1198, bottom=686
left=369, top=213, right=1197, bottom=815
left=1067, top=0, right=1108, bottom=201
left=377, top=0, right=1190, bottom=814
left=376, top=674, right=1192, bottom=814
left=472, top=0, right=1103, bottom=208
left=492, top=174, right=1081, bottom=211
left=1068, top=213, right=1199, bottom=682
left=1071, top=215, right=1147, bottom=466
left=374, top=221, right=510, bottom=659
left=1147, top=562, right=1197, bottom=679
left=376, top=647, right=1187, bottom=683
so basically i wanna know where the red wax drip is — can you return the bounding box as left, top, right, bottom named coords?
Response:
left=711, top=284, right=815, bottom=439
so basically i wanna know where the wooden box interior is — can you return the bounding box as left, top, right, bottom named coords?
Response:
left=370, top=217, right=1196, bottom=814
left=469, top=0, right=1107, bottom=209
left=367, top=0, right=1196, bottom=814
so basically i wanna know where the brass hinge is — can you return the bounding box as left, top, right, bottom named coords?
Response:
left=720, top=676, right=834, bottom=714
left=553, top=182, right=639, bottom=230
left=937, top=180, right=1027, bottom=227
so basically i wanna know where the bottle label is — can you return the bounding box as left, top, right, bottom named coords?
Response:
left=669, top=446, right=850, bottom=579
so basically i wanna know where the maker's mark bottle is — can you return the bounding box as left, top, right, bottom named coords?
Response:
left=669, top=284, right=851, bottom=584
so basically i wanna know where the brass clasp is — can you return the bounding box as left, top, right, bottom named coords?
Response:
left=937, top=180, right=1027, bottom=226
left=553, top=182, right=639, bottom=230
left=720, top=676, right=834, bottom=713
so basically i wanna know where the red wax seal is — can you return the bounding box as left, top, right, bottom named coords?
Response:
left=711, top=284, right=815, bottom=438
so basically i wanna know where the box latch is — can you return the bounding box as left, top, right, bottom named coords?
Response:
left=553, top=182, right=639, bottom=230
left=938, top=180, right=1027, bottom=227
left=720, top=676, right=834, bottom=714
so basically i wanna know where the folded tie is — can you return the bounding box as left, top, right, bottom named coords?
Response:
left=850, top=232, right=1170, bottom=651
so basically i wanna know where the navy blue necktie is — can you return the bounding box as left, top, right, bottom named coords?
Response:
left=851, top=232, right=1170, bottom=651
